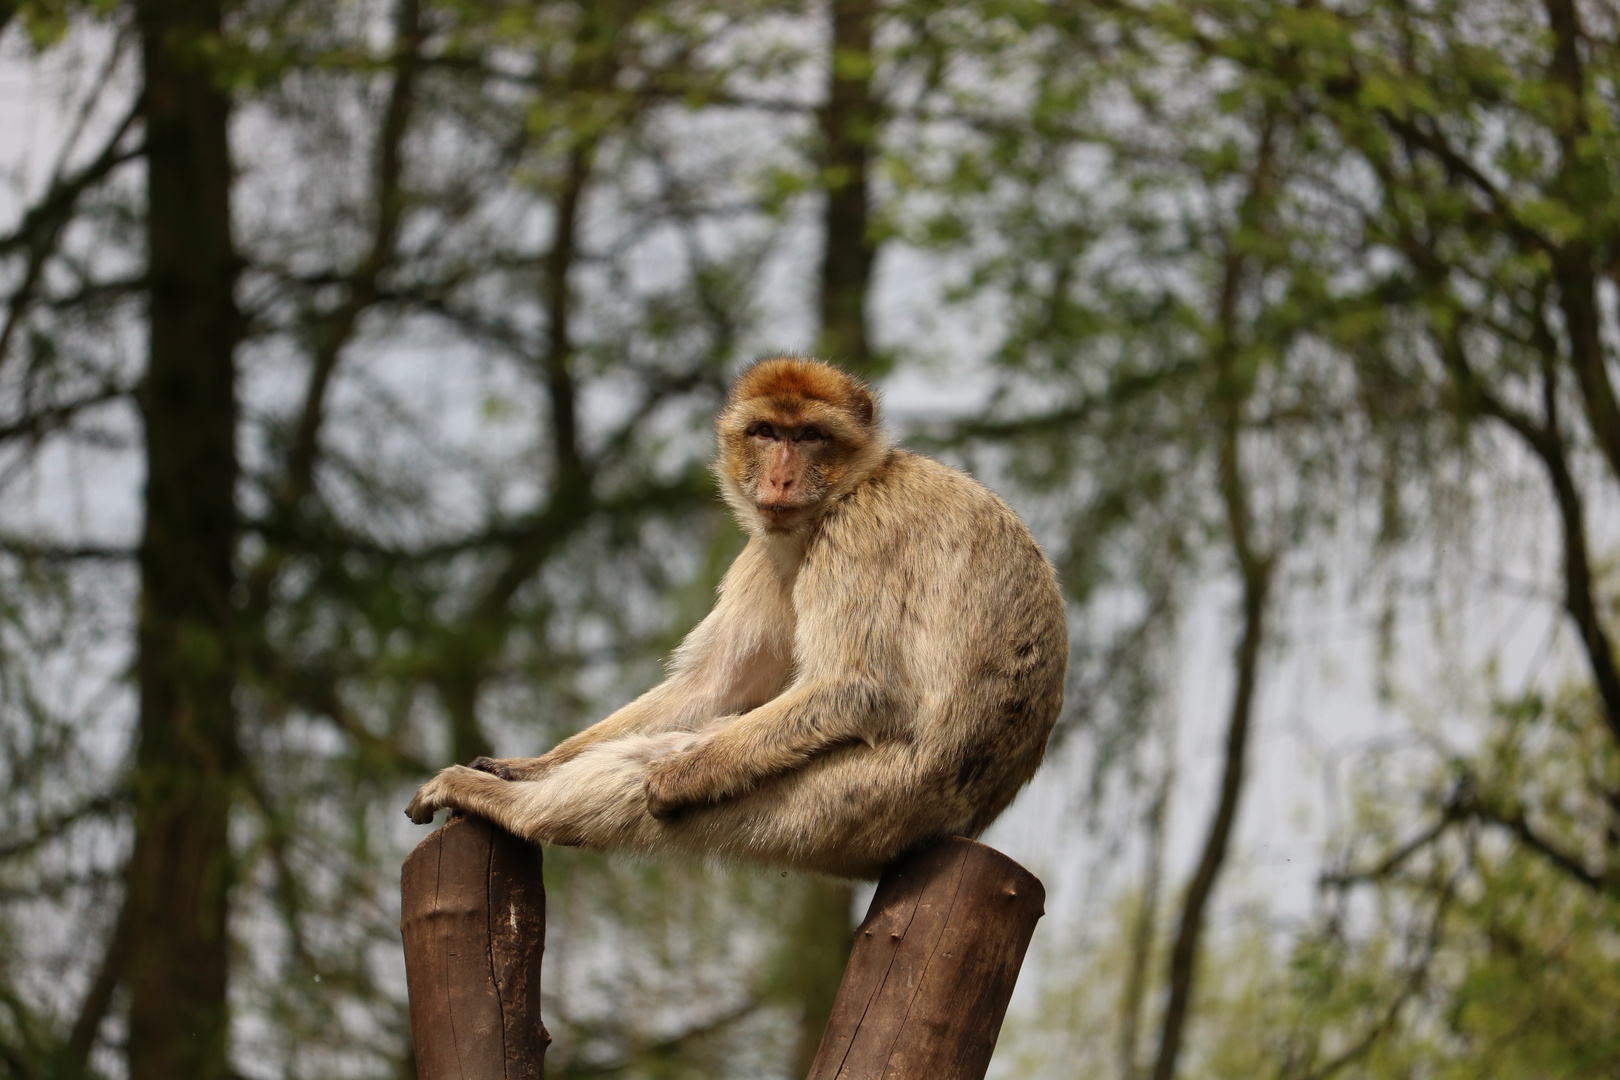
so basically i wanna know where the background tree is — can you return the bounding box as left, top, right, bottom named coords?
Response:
left=125, top=0, right=240, bottom=1076
left=843, top=2, right=1620, bottom=1077
left=8, top=0, right=1620, bottom=1078
left=1, top=0, right=859, bottom=1073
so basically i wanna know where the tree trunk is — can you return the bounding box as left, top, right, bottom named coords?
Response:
left=1147, top=555, right=1268, bottom=1080
left=817, top=0, right=877, bottom=369
left=1118, top=774, right=1170, bottom=1080
left=401, top=814, right=550, bottom=1080
left=804, top=837, right=1045, bottom=1080
left=1148, top=118, right=1277, bottom=1080
left=125, top=1, right=241, bottom=1077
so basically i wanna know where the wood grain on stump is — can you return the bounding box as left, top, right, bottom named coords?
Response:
left=401, top=814, right=550, bottom=1080
left=805, top=837, right=1045, bottom=1080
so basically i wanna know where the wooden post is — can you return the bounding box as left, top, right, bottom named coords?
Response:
left=401, top=814, right=550, bottom=1080
left=805, top=837, right=1045, bottom=1080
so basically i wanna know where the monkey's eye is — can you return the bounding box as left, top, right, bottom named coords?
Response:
left=747, top=422, right=777, bottom=440
left=796, top=427, right=824, bottom=443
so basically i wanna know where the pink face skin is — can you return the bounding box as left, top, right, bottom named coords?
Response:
left=746, top=419, right=830, bottom=528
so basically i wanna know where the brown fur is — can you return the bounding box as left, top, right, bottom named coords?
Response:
left=406, top=357, right=1067, bottom=879
left=728, top=355, right=877, bottom=426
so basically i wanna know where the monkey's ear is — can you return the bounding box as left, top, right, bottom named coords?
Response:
left=850, top=385, right=876, bottom=427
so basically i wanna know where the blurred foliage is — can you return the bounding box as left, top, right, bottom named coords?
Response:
left=1003, top=683, right=1620, bottom=1080
left=913, top=0, right=1620, bottom=1076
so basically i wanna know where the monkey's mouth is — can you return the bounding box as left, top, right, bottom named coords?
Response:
left=756, top=502, right=813, bottom=529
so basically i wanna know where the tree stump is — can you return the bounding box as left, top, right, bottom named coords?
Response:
left=805, top=837, right=1045, bottom=1080
left=400, top=814, right=550, bottom=1080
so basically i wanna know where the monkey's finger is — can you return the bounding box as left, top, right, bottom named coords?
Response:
left=404, top=793, right=438, bottom=824
left=644, top=777, right=686, bottom=820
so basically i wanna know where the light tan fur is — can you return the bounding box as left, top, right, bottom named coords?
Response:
left=406, top=356, right=1066, bottom=879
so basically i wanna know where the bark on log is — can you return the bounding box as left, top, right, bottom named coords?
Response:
left=401, top=814, right=550, bottom=1080
left=805, top=836, right=1045, bottom=1080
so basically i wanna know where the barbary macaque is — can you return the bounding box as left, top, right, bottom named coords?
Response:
left=406, top=357, right=1066, bottom=879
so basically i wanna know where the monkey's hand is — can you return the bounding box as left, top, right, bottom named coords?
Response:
left=644, top=741, right=734, bottom=819
left=468, top=755, right=550, bottom=781
left=405, top=765, right=484, bottom=824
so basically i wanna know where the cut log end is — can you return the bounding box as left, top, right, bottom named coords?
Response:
left=399, top=823, right=1040, bottom=1080
left=805, top=836, right=1045, bottom=1080
left=401, top=814, right=549, bottom=1080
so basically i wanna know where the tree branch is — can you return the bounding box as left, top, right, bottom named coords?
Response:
left=1290, top=858, right=1460, bottom=1080
left=1457, top=793, right=1619, bottom=897
left=64, top=895, right=132, bottom=1069
left=0, top=102, right=142, bottom=370
left=0, top=383, right=134, bottom=446
left=277, top=0, right=424, bottom=518
left=1319, top=813, right=1454, bottom=889
left=0, top=794, right=126, bottom=862
left=0, top=534, right=135, bottom=562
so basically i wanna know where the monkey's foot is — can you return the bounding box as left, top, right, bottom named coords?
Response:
left=405, top=765, right=485, bottom=824
left=404, top=777, right=445, bottom=825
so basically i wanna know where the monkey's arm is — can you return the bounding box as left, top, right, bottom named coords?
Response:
left=528, top=676, right=704, bottom=771
left=460, top=545, right=794, bottom=782
left=469, top=654, right=776, bottom=782
left=643, top=678, right=889, bottom=817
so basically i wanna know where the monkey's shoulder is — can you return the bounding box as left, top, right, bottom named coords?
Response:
left=804, top=449, right=1051, bottom=600
left=834, top=448, right=1026, bottom=535
left=798, top=448, right=1064, bottom=673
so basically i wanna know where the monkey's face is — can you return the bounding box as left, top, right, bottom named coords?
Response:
left=727, top=405, right=849, bottom=528
left=714, top=357, right=885, bottom=534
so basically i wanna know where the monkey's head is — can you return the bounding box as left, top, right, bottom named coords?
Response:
left=715, top=356, right=888, bottom=535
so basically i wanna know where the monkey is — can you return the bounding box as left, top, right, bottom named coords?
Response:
left=406, top=356, right=1066, bottom=880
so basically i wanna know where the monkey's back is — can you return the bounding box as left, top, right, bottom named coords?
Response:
left=793, top=450, right=1068, bottom=848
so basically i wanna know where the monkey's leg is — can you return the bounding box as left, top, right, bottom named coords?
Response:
left=643, top=680, right=885, bottom=817
left=647, top=740, right=933, bottom=877
left=411, top=734, right=932, bottom=877
left=467, top=755, right=535, bottom=780
left=454, top=693, right=699, bottom=783
left=466, top=643, right=786, bottom=782
left=407, top=733, right=696, bottom=845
